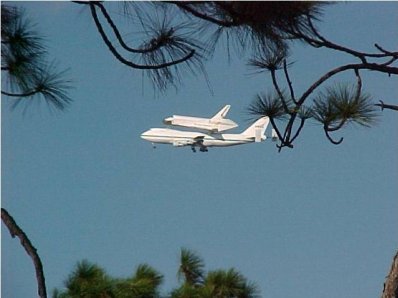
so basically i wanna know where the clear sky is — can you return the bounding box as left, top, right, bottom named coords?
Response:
left=2, top=2, right=397, bottom=298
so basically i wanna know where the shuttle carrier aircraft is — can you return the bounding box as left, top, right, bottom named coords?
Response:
left=141, top=105, right=271, bottom=152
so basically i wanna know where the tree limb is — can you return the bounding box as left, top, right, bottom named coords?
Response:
left=92, top=2, right=152, bottom=54
left=1, top=208, right=47, bottom=298
left=382, top=250, right=398, bottom=298
left=299, top=63, right=398, bottom=106
left=92, top=2, right=174, bottom=54
left=293, top=16, right=397, bottom=62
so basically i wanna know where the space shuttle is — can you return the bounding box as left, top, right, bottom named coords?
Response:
left=163, top=105, right=238, bottom=133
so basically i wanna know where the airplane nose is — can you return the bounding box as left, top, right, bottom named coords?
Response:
left=140, top=131, right=149, bottom=140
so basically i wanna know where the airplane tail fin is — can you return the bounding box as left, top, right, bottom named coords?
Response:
left=241, top=117, right=270, bottom=142
left=211, top=105, right=231, bottom=119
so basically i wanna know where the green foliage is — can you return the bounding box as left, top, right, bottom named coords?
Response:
left=170, top=283, right=202, bottom=298
left=116, top=264, right=163, bottom=298
left=248, top=83, right=378, bottom=146
left=62, top=260, right=113, bottom=298
left=248, top=46, right=289, bottom=73
left=204, top=269, right=259, bottom=298
left=178, top=248, right=205, bottom=285
left=312, top=84, right=378, bottom=128
left=248, top=92, right=290, bottom=120
left=1, top=4, right=72, bottom=111
left=54, top=249, right=259, bottom=298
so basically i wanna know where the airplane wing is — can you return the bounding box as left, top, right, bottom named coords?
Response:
left=171, top=136, right=207, bottom=152
left=172, top=140, right=196, bottom=147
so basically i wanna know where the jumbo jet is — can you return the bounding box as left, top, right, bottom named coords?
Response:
left=141, top=116, right=270, bottom=152
left=163, top=105, right=238, bottom=133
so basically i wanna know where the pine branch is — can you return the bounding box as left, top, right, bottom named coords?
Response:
left=168, top=2, right=235, bottom=27
left=92, top=2, right=171, bottom=54
left=89, top=3, right=195, bottom=70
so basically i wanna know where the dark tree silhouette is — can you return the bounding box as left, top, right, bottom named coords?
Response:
left=1, top=4, right=72, bottom=111
left=53, top=249, right=259, bottom=298
left=74, top=1, right=397, bottom=150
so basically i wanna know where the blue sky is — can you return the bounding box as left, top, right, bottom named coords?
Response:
left=2, top=2, right=397, bottom=298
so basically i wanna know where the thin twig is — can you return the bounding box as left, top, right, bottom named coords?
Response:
left=375, top=100, right=398, bottom=111
left=354, top=69, right=362, bottom=101
left=302, top=16, right=394, bottom=61
left=326, top=118, right=347, bottom=132
left=375, top=43, right=398, bottom=57
left=270, top=69, right=289, bottom=113
left=268, top=117, right=284, bottom=143
left=299, top=63, right=398, bottom=106
left=2, top=89, right=39, bottom=97
left=289, top=118, right=306, bottom=144
left=283, top=60, right=297, bottom=104
left=324, top=128, right=344, bottom=145
left=93, top=2, right=155, bottom=54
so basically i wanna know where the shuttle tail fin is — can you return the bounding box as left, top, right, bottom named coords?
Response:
left=212, top=105, right=231, bottom=119
left=241, top=117, right=270, bottom=142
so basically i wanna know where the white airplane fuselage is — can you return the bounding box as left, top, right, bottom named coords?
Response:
left=141, top=128, right=261, bottom=147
